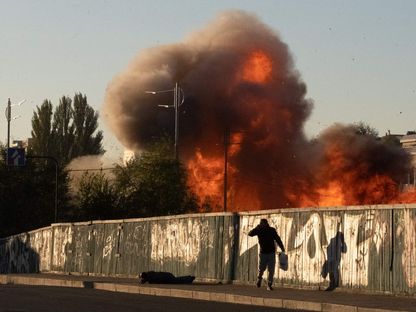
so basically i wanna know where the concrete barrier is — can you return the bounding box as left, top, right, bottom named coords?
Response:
left=0, top=204, right=415, bottom=296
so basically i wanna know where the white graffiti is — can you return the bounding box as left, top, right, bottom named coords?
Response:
left=397, top=209, right=416, bottom=288
left=52, top=226, right=73, bottom=269
left=103, top=235, right=115, bottom=258
left=3, top=206, right=415, bottom=293
left=150, top=219, right=205, bottom=266
left=239, top=209, right=408, bottom=289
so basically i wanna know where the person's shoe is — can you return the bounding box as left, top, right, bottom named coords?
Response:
left=325, top=286, right=335, bottom=291
left=267, top=285, right=273, bottom=291
left=256, top=278, right=262, bottom=288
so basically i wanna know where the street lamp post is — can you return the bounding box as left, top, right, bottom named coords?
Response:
left=5, top=98, right=25, bottom=148
left=145, top=83, right=184, bottom=158
left=6, top=98, right=11, bottom=149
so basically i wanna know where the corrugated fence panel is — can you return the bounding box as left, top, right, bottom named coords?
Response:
left=145, top=215, right=233, bottom=280
left=235, top=207, right=406, bottom=293
left=72, top=225, right=88, bottom=274
left=1, top=205, right=416, bottom=296
left=28, top=227, right=52, bottom=272
left=101, top=222, right=121, bottom=275
left=92, top=223, right=106, bottom=275
left=117, top=221, right=150, bottom=276
left=365, top=209, right=393, bottom=293
left=222, top=214, right=238, bottom=281
left=50, top=225, right=69, bottom=272
left=408, top=207, right=416, bottom=294
left=0, top=233, right=36, bottom=273
left=393, top=207, right=416, bottom=295
left=64, top=225, right=76, bottom=273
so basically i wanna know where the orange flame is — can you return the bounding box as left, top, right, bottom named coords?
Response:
left=396, top=188, right=416, bottom=203
left=242, top=50, right=273, bottom=83
left=186, top=49, right=416, bottom=211
left=187, top=150, right=224, bottom=211
left=285, top=136, right=416, bottom=208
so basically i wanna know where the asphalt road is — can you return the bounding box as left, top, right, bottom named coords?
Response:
left=0, top=285, right=304, bottom=312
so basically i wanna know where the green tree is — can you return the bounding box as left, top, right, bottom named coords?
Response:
left=0, top=144, right=62, bottom=237
left=53, top=96, right=75, bottom=164
left=114, top=138, right=198, bottom=218
left=72, top=93, right=104, bottom=157
left=353, top=121, right=379, bottom=138
left=30, top=100, right=55, bottom=157
left=30, top=93, right=104, bottom=166
left=73, top=172, right=119, bottom=221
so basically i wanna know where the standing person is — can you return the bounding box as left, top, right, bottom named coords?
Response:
left=248, top=218, right=285, bottom=291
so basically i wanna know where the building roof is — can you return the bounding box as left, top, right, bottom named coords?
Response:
left=400, top=134, right=416, bottom=143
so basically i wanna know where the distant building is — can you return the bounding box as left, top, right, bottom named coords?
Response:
left=383, top=130, right=404, bottom=142
left=400, top=131, right=416, bottom=186
left=400, top=132, right=416, bottom=165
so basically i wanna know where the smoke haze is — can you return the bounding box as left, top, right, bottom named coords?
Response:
left=66, top=155, right=115, bottom=194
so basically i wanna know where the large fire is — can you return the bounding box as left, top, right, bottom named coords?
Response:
left=242, top=51, right=273, bottom=83
left=186, top=50, right=416, bottom=211
left=187, top=150, right=224, bottom=210
left=104, top=11, right=416, bottom=212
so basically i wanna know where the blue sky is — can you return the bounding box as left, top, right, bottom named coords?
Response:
left=1, top=0, right=415, bottom=160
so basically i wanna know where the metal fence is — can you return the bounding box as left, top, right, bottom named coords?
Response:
left=1, top=204, right=415, bottom=295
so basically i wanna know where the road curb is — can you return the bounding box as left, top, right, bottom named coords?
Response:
left=0, top=275, right=405, bottom=312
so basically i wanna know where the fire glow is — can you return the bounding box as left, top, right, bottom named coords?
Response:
left=242, top=51, right=273, bottom=83
left=104, top=11, right=416, bottom=212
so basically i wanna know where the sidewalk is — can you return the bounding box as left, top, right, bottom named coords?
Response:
left=1, top=273, right=415, bottom=312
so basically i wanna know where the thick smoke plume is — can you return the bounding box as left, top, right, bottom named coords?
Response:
left=104, top=10, right=415, bottom=211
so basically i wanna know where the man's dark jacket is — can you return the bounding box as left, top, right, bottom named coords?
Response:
left=248, top=225, right=285, bottom=254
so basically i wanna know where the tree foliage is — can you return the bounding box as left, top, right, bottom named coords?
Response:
left=73, top=172, right=119, bottom=220
left=31, top=100, right=54, bottom=157
left=53, top=96, right=75, bottom=163
left=353, top=121, right=379, bottom=138
left=0, top=92, right=105, bottom=237
left=30, top=93, right=104, bottom=165
left=113, top=138, right=198, bottom=218
left=72, top=93, right=104, bottom=157
left=0, top=144, right=69, bottom=237
left=2, top=100, right=198, bottom=236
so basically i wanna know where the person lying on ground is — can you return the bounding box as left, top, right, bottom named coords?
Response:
left=139, top=271, right=196, bottom=284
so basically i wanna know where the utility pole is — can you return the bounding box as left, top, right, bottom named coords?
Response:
left=5, top=98, right=25, bottom=149
left=6, top=98, right=11, bottom=148
left=174, top=82, right=179, bottom=159
left=223, top=126, right=230, bottom=212
left=145, top=83, right=184, bottom=159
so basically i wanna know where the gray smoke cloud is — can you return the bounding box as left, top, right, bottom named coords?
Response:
left=103, top=10, right=311, bottom=151
left=103, top=10, right=413, bottom=210
left=66, top=155, right=115, bottom=195
left=103, top=10, right=312, bottom=209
